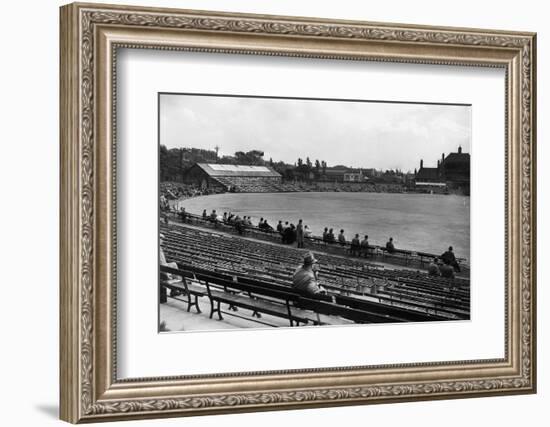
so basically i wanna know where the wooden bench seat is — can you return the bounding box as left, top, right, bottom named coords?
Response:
left=163, top=266, right=381, bottom=326
left=206, top=288, right=311, bottom=326
left=296, top=297, right=402, bottom=324
left=195, top=271, right=406, bottom=325
left=334, top=294, right=449, bottom=322
left=193, top=271, right=310, bottom=326
left=161, top=266, right=207, bottom=313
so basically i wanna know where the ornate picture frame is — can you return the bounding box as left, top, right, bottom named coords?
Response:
left=60, top=2, right=536, bottom=423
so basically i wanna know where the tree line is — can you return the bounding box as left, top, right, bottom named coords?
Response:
left=160, top=145, right=406, bottom=183
left=160, top=146, right=268, bottom=181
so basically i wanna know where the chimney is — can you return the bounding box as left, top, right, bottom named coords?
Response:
left=420, top=159, right=423, bottom=169
left=441, top=153, right=445, bottom=163
left=458, top=145, right=462, bottom=154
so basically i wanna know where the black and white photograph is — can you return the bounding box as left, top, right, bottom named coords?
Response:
left=158, top=93, right=471, bottom=332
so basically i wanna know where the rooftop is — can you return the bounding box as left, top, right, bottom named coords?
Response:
left=194, top=163, right=282, bottom=177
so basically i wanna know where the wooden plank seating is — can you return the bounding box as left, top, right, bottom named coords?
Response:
left=161, top=265, right=413, bottom=326
left=163, top=245, right=466, bottom=319
left=183, top=264, right=434, bottom=324
left=159, top=222, right=471, bottom=321
left=174, top=267, right=307, bottom=326
left=190, top=269, right=356, bottom=326
left=160, top=266, right=207, bottom=313
left=296, top=297, right=402, bottom=324
left=333, top=294, right=449, bottom=322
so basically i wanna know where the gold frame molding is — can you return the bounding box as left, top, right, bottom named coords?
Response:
left=60, top=2, right=537, bottom=423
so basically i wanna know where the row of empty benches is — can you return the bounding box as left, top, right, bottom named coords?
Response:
left=161, top=264, right=434, bottom=326
left=160, top=222, right=470, bottom=326
left=172, top=212, right=469, bottom=272
left=212, top=176, right=286, bottom=193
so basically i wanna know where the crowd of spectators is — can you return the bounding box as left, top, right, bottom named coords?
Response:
left=276, top=181, right=406, bottom=194
left=159, top=182, right=224, bottom=212
left=160, top=180, right=409, bottom=201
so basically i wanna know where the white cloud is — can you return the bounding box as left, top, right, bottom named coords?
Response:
left=160, top=94, right=470, bottom=172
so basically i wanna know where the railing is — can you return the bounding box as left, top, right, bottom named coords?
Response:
left=162, top=209, right=468, bottom=271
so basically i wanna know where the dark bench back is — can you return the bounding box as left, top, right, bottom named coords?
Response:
left=193, top=271, right=300, bottom=303
left=296, top=297, right=402, bottom=324
left=334, top=294, right=447, bottom=322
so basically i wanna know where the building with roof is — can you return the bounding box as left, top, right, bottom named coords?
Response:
left=323, top=167, right=370, bottom=182
left=415, top=159, right=441, bottom=184
left=415, top=146, right=470, bottom=194
left=344, top=170, right=369, bottom=183
left=184, top=163, right=282, bottom=193
left=322, top=167, right=349, bottom=182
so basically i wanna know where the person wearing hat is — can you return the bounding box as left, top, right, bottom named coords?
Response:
left=385, top=237, right=395, bottom=254
left=440, top=246, right=461, bottom=272
left=292, top=252, right=327, bottom=298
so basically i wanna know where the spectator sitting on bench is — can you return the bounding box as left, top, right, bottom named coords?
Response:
left=440, top=246, right=461, bottom=272
left=178, top=207, right=187, bottom=223
left=281, top=221, right=290, bottom=243
left=234, top=215, right=245, bottom=235
left=292, top=252, right=328, bottom=299
left=284, top=223, right=296, bottom=244
left=338, top=229, right=347, bottom=246
left=438, top=259, right=455, bottom=279
left=304, top=225, right=312, bottom=239
left=350, top=234, right=360, bottom=256
left=386, top=237, right=395, bottom=254
left=427, top=257, right=440, bottom=276
left=261, top=219, right=274, bottom=232
left=360, top=235, right=370, bottom=257
left=327, top=228, right=335, bottom=243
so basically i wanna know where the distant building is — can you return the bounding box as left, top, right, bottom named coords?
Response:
left=439, top=146, right=470, bottom=191
left=415, top=159, right=442, bottom=183
left=184, top=163, right=282, bottom=192
left=323, top=167, right=348, bottom=182
left=414, top=146, right=470, bottom=194
left=363, top=168, right=380, bottom=178
left=325, top=167, right=369, bottom=182
left=344, top=170, right=368, bottom=182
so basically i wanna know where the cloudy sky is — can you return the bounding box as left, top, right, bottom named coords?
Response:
left=160, top=93, right=471, bottom=172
